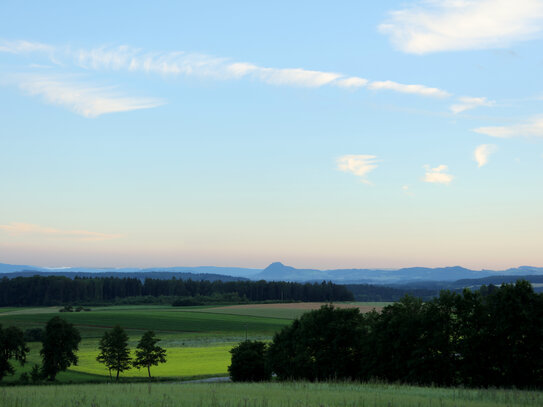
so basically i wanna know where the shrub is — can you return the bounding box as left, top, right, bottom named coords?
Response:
left=228, top=340, right=271, bottom=382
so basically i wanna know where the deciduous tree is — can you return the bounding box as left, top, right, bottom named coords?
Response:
left=40, top=317, right=81, bottom=381
left=133, top=330, right=167, bottom=378
left=97, top=325, right=131, bottom=381
left=0, top=325, right=29, bottom=381
left=228, top=340, right=270, bottom=382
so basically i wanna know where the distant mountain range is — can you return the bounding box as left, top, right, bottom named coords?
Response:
left=252, top=262, right=543, bottom=284
left=1, top=261, right=542, bottom=285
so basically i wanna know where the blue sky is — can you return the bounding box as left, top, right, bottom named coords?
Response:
left=1, top=0, right=543, bottom=269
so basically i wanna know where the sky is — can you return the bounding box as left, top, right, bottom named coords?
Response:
left=1, top=0, right=543, bottom=270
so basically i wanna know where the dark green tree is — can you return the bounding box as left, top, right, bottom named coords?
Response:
left=132, top=331, right=167, bottom=378
left=40, top=316, right=81, bottom=381
left=97, top=325, right=131, bottom=381
left=268, top=305, right=364, bottom=381
left=0, top=325, right=29, bottom=381
left=96, top=330, right=114, bottom=379
left=228, top=340, right=271, bottom=382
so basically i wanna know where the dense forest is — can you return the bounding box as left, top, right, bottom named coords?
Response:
left=0, top=275, right=354, bottom=306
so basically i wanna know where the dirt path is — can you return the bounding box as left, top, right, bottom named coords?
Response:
left=209, top=302, right=382, bottom=313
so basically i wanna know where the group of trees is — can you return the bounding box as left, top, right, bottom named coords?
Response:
left=0, top=276, right=353, bottom=306
left=0, top=316, right=81, bottom=383
left=96, top=326, right=166, bottom=380
left=0, top=318, right=167, bottom=383
left=230, top=281, right=543, bottom=388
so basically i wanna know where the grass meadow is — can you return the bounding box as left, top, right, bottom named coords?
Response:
left=1, top=382, right=541, bottom=407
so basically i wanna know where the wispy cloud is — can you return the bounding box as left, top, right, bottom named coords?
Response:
left=0, top=222, right=122, bottom=241
left=337, top=155, right=379, bottom=184
left=473, top=116, right=543, bottom=138
left=380, top=0, right=543, bottom=54
left=423, top=164, right=454, bottom=184
left=74, top=45, right=447, bottom=93
left=368, top=80, right=450, bottom=98
left=0, top=39, right=54, bottom=54
left=0, top=40, right=451, bottom=98
left=474, top=144, right=497, bottom=167
left=74, top=46, right=345, bottom=87
left=16, top=75, right=164, bottom=118
left=450, top=96, right=495, bottom=114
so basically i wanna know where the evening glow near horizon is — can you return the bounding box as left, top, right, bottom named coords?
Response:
left=1, top=1, right=543, bottom=270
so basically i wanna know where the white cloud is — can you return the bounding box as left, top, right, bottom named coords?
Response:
left=334, top=77, right=369, bottom=88
left=0, top=222, right=122, bottom=241
left=474, top=144, right=497, bottom=167
left=450, top=96, right=495, bottom=113
left=16, top=75, right=164, bottom=118
left=473, top=116, right=543, bottom=138
left=0, top=40, right=450, bottom=98
left=368, top=80, right=450, bottom=98
left=423, top=164, right=454, bottom=184
left=255, top=68, right=341, bottom=87
left=337, top=155, right=379, bottom=184
left=380, top=0, right=543, bottom=54
left=0, top=39, right=54, bottom=54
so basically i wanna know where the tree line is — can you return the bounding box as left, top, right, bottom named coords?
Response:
left=0, top=317, right=166, bottom=383
left=0, top=276, right=354, bottom=306
left=230, top=280, right=543, bottom=388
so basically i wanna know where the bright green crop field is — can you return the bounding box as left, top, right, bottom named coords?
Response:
left=2, top=382, right=542, bottom=407
left=0, top=303, right=300, bottom=383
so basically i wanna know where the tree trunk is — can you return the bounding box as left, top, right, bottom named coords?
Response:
left=116, top=369, right=120, bottom=381
left=147, top=365, right=151, bottom=378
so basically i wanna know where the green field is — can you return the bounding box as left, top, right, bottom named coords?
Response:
left=0, top=303, right=300, bottom=383
left=0, top=305, right=290, bottom=338
left=1, top=382, right=541, bottom=407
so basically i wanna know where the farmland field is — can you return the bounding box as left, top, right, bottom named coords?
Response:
left=1, top=302, right=387, bottom=383
left=1, top=381, right=541, bottom=407
left=195, top=301, right=387, bottom=319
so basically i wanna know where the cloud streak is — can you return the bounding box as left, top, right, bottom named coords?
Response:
left=380, top=0, right=543, bottom=54
left=0, top=40, right=451, bottom=98
left=16, top=75, right=164, bottom=117
left=450, top=96, right=495, bottom=114
left=474, top=144, right=497, bottom=167
left=424, top=164, right=454, bottom=184
left=368, top=80, right=450, bottom=98
left=473, top=116, right=543, bottom=138
left=337, top=155, right=379, bottom=184
left=0, top=222, right=122, bottom=241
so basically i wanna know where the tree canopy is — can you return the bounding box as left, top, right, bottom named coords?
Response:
left=97, top=325, right=131, bottom=381
left=228, top=340, right=271, bottom=382
left=0, top=325, right=29, bottom=381
left=0, top=275, right=353, bottom=306
left=40, top=317, right=81, bottom=381
left=261, top=281, right=543, bottom=387
left=133, top=330, right=167, bottom=378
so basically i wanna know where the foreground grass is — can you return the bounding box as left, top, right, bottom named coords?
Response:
left=1, top=382, right=541, bottom=407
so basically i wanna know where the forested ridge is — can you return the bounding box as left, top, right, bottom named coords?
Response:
left=0, top=275, right=353, bottom=306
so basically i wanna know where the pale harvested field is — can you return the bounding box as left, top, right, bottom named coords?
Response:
left=196, top=302, right=385, bottom=320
